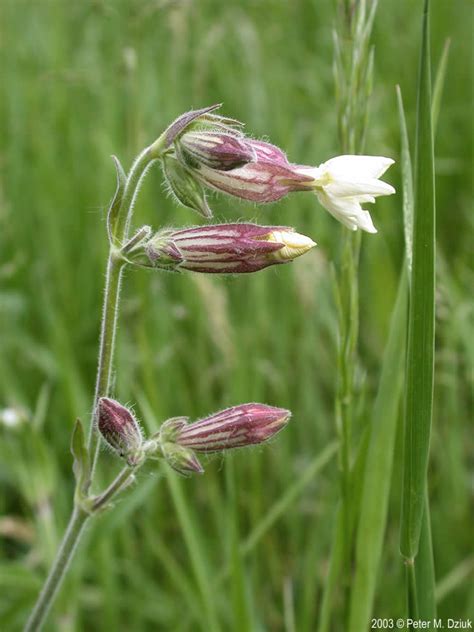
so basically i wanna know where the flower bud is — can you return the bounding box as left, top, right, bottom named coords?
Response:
left=162, top=155, right=212, bottom=218
left=97, top=398, right=143, bottom=465
left=250, top=139, right=291, bottom=166
left=160, top=442, right=204, bottom=476
left=189, top=139, right=314, bottom=203
left=144, top=223, right=316, bottom=274
left=177, top=131, right=256, bottom=171
left=174, top=404, right=291, bottom=453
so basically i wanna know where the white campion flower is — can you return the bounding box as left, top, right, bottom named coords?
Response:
left=297, top=155, right=396, bottom=233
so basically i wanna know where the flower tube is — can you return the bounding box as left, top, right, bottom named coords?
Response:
left=161, top=404, right=291, bottom=453
left=142, top=223, right=316, bottom=274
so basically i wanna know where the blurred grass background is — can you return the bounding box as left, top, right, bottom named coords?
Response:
left=0, top=0, right=472, bottom=630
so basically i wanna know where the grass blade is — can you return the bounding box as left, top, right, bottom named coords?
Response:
left=400, top=0, right=436, bottom=561
left=431, top=38, right=451, bottom=135
left=242, top=442, right=338, bottom=555
left=436, top=557, right=474, bottom=604
left=416, top=493, right=436, bottom=618
left=317, top=431, right=370, bottom=632
left=165, top=472, right=221, bottom=632
left=348, top=268, right=408, bottom=632
left=396, top=86, right=414, bottom=273
left=316, top=503, right=345, bottom=632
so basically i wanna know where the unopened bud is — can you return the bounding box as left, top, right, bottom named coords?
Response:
left=177, top=131, right=256, bottom=171
left=161, top=442, right=204, bottom=476
left=98, top=398, right=143, bottom=465
left=264, top=229, right=317, bottom=261
left=174, top=404, right=291, bottom=453
left=143, top=223, right=316, bottom=274
left=162, top=155, right=212, bottom=218
left=190, top=139, right=314, bottom=203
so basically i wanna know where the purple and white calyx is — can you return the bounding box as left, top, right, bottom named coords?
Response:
left=137, top=223, right=315, bottom=274
left=163, top=404, right=291, bottom=453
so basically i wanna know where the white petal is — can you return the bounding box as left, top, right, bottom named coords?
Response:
left=356, top=210, right=377, bottom=233
left=322, top=155, right=395, bottom=180
left=357, top=194, right=376, bottom=204
left=315, top=190, right=378, bottom=233
left=324, top=178, right=395, bottom=199
left=294, top=165, right=323, bottom=180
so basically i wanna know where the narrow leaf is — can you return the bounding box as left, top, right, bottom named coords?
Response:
left=241, top=442, right=338, bottom=555
left=165, top=472, right=221, bottom=632
left=107, top=155, right=127, bottom=243
left=431, top=38, right=451, bottom=135
left=348, top=269, right=408, bottom=632
left=71, top=418, right=90, bottom=495
left=400, top=0, right=436, bottom=560
left=396, top=86, right=414, bottom=274
left=317, top=434, right=370, bottom=632
left=416, top=493, right=437, bottom=618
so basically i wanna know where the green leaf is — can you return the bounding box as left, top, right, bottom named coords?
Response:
left=400, top=0, right=436, bottom=560
left=71, top=418, right=90, bottom=496
left=165, top=471, right=221, bottom=632
left=317, top=435, right=369, bottom=632
left=431, top=38, right=451, bottom=136
left=348, top=269, right=408, bottom=632
left=396, top=85, right=414, bottom=274
left=416, top=493, right=437, bottom=618
left=107, top=155, right=127, bottom=243
left=241, top=441, right=338, bottom=556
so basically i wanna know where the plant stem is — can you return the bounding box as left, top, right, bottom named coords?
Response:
left=88, top=253, right=125, bottom=479
left=328, top=2, right=377, bottom=626
left=406, top=559, right=419, bottom=620
left=116, top=147, right=155, bottom=240
left=24, top=252, right=124, bottom=631
left=24, top=508, right=89, bottom=632
left=25, top=147, right=156, bottom=630
left=92, top=466, right=134, bottom=512
left=88, top=148, right=155, bottom=477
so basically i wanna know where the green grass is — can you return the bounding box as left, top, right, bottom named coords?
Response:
left=0, top=0, right=472, bottom=630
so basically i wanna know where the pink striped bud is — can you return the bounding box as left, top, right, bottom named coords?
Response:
left=177, top=131, right=256, bottom=171
left=97, top=398, right=143, bottom=465
left=190, top=139, right=314, bottom=203
left=250, top=139, right=292, bottom=166
left=142, top=223, right=316, bottom=274
left=166, top=404, right=291, bottom=453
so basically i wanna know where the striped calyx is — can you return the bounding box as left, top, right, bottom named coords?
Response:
left=177, top=131, right=257, bottom=171
left=97, top=398, right=143, bottom=466
left=143, top=223, right=316, bottom=274
left=190, top=138, right=315, bottom=203
left=163, top=404, right=291, bottom=453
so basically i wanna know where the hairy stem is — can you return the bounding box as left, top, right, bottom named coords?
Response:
left=115, top=147, right=155, bottom=240
left=92, top=466, right=135, bottom=512
left=25, top=147, right=157, bottom=631
left=24, top=508, right=89, bottom=632
left=88, top=254, right=125, bottom=480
